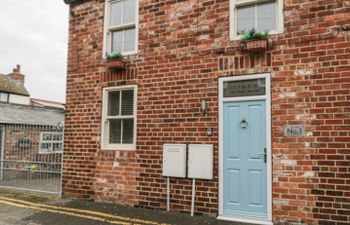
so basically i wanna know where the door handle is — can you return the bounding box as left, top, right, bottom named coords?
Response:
left=240, top=118, right=248, bottom=128
left=256, top=148, right=267, bottom=163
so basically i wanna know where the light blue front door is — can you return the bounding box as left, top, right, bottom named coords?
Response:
left=223, top=100, right=267, bottom=218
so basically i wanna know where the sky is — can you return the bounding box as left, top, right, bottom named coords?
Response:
left=0, top=0, right=69, bottom=103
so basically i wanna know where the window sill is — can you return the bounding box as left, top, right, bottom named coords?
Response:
left=39, top=152, right=63, bottom=154
left=230, top=30, right=283, bottom=41
left=101, top=144, right=136, bottom=151
left=123, top=51, right=138, bottom=56
left=103, top=51, right=138, bottom=60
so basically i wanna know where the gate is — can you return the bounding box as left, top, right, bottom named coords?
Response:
left=0, top=124, right=63, bottom=194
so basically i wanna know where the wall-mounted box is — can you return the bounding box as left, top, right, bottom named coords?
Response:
left=162, top=144, right=187, bottom=178
left=188, top=144, right=213, bottom=180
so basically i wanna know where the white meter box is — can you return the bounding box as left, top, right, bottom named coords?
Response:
left=162, top=144, right=187, bottom=178
left=188, top=144, right=213, bottom=180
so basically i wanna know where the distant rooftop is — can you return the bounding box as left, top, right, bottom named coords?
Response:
left=0, top=103, right=64, bottom=126
left=30, top=98, right=65, bottom=110
left=0, top=74, right=29, bottom=96
left=0, top=65, right=29, bottom=96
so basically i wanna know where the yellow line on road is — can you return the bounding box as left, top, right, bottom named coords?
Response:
left=0, top=197, right=170, bottom=225
left=0, top=200, right=130, bottom=225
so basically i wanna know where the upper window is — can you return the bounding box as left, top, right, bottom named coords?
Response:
left=101, top=85, right=137, bottom=150
left=0, top=92, right=9, bottom=102
left=230, top=0, right=283, bottom=39
left=17, top=138, right=32, bottom=149
left=104, top=0, right=138, bottom=55
left=39, top=132, right=63, bottom=154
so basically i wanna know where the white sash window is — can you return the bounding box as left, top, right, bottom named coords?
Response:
left=230, top=0, right=284, bottom=40
left=104, top=0, right=138, bottom=55
left=101, top=85, right=137, bottom=150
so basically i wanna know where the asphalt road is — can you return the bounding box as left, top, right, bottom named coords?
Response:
left=0, top=189, right=253, bottom=225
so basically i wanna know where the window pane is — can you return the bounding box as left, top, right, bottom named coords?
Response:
left=110, top=1, right=122, bottom=26
left=223, top=78, right=266, bottom=97
left=52, top=133, right=63, bottom=141
left=112, top=30, right=123, bottom=53
left=121, top=90, right=134, bottom=115
left=41, top=143, right=51, bottom=151
left=109, top=120, right=121, bottom=144
left=257, top=1, right=276, bottom=31
left=42, top=133, right=52, bottom=141
left=53, top=143, right=63, bottom=152
left=108, top=91, right=120, bottom=116
left=122, top=119, right=134, bottom=144
left=0, top=93, right=8, bottom=102
left=123, top=0, right=136, bottom=24
left=124, top=28, right=135, bottom=52
left=237, top=4, right=255, bottom=35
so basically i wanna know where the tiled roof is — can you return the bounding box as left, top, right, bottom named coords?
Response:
left=0, top=74, right=29, bottom=96
left=0, top=103, right=64, bottom=126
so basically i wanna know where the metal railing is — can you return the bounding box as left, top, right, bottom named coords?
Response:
left=0, top=124, right=63, bottom=194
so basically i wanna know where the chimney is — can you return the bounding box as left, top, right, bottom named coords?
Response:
left=8, top=64, right=25, bottom=84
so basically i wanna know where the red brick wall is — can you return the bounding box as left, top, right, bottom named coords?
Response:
left=63, top=0, right=350, bottom=224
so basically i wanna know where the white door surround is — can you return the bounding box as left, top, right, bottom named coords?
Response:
left=218, top=73, right=272, bottom=225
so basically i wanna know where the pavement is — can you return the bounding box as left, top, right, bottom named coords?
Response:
left=0, top=188, right=254, bottom=225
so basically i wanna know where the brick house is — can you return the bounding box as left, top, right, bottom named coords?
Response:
left=0, top=103, right=64, bottom=181
left=0, top=65, right=30, bottom=105
left=62, top=0, right=350, bottom=224
left=0, top=66, right=65, bottom=193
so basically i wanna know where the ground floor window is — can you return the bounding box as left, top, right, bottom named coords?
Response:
left=39, top=132, right=63, bottom=153
left=101, top=85, right=137, bottom=150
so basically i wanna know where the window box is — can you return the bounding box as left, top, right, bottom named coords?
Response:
left=242, top=39, right=268, bottom=53
left=106, top=59, right=126, bottom=70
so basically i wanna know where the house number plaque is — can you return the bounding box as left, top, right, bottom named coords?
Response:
left=223, top=78, right=265, bottom=97
left=284, top=125, right=305, bottom=137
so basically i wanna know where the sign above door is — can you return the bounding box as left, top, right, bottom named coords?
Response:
left=223, top=78, right=266, bottom=98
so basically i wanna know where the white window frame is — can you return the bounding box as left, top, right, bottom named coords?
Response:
left=103, top=0, right=139, bottom=57
left=0, top=92, right=9, bottom=103
left=101, top=85, right=137, bottom=150
left=229, top=0, right=284, bottom=40
left=39, top=132, right=64, bottom=154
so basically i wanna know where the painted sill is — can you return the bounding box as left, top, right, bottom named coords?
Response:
left=101, top=145, right=136, bottom=151
left=39, top=152, right=63, bottom=154
left=102, top=51, right=138, bottom=60
left=230, top=30, right=283, bottom=41
left=217, top=216, right=273, bottom=225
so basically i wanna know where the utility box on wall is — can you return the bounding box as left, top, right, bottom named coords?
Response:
left=188, top=144, right=213, bottom=180
left=162, top=144, right=187, bottom=178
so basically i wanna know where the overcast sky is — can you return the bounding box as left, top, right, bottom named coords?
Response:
left=0, top=1, right=69, bottom=103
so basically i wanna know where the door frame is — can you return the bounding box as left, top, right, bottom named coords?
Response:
left=218, top=73, right=272, bottom=225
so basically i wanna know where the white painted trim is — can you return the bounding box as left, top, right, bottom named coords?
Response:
left=217, top=216, right=273, bottom=225
left=218, top=73, right=272, bottom=223
left=229, top=0, right=284, bottom=41
left=0, top=128, right=4, bottom=181
left=222, top=95, right=266, bottom=102
left=39, top=132, right=64, bottom=154
left=101, top=85, right=138, bottom=151
left=103, top=0, right=139, bottom=58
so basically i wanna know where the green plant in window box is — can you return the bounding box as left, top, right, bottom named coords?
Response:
left=241, top=28, right=269, bottom=53
left=105, top=52, right=126, bottom=70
